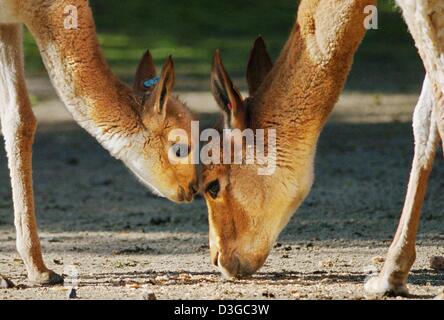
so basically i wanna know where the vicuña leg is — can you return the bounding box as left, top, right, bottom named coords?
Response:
left=0, top=24, right=62, bottom=285
left=365, top=77, right=438, bottom=296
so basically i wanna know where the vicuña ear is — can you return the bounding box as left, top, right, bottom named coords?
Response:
left=133, top=49, right=157, bottom=95
left=246, top=36, right=273, bottom=96
left=211, top=50, right=245, bottom=130
left=151, top=55, right=175, bottom=116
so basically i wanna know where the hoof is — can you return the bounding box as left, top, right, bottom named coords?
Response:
left=0, top=274, right=15, bottom=288
left=364, top=275, right=409, bottom=297
left=434, top=292, right=444, bottom=300
left=29, top=269, right=64, bottom=286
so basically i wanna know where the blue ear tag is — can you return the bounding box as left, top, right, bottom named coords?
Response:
left=143, top=76, right=161, bottom=89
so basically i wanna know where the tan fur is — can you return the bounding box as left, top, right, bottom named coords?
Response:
left=365, top=0, right=444, bottom=296
left=0, top=24, right=54, bottom=284
left=202, top=0, right=374, bottom=278
left=0, top=0, right=197, bottom=284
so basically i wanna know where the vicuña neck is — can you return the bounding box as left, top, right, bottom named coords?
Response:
left=251, top=0, right=372, bottom=164
left=22, top=0, right=141, bottom=159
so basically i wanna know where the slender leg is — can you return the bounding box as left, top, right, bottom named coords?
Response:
left=0, top=24, right=62, bottom=285
left=365, top=77, right=438, bottom=296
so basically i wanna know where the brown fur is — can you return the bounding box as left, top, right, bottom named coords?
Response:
left=14, top=0, right=137, bottom=131
left=202, top=0, right=375, bottom=278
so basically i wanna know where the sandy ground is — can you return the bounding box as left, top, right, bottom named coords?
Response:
left=0, top=78, right=443, bottom=300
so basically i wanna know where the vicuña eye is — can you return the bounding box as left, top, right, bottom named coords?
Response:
left=172, top=143, right=190, bottom=158
left=206, top=180, right=220, bottom=199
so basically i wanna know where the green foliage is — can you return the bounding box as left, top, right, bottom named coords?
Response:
left=23, top=0, right=424, bottom=92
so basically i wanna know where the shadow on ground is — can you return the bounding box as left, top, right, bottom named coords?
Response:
left=1, top=118, right=443, bottom=240
left=1, top=115, right=443, bottom=299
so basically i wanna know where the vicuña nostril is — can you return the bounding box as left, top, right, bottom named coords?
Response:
left=213, top=252, right=219, bottom=267
left=177, top=186, right=185, bottom=201
left=217, top=254, right=241, bottom=279
left=189, top=181, right=198, bottom=195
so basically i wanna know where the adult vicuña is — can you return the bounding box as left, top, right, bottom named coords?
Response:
left=201, top=0, right=374, bottom=278
left=0, top=0, right=198, bottom=285
left=365, top=0, right=444, bottom=296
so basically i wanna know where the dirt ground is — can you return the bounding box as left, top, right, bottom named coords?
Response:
left=0, top=78, right=443, bottom=300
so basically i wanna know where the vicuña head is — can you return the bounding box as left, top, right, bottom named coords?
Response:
left=202, top=38, right=310, bottom=278
left=202, top=0, right=369, bottom=278
left=125, top=50, right=198, bottom=202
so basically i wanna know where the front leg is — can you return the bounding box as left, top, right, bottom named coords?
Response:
left=365, top=77, right=438, bottom=296
left=0, top=24, right=63, bottom=285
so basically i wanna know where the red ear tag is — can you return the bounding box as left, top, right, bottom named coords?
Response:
left=227, top=103, right=233, bottom=110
